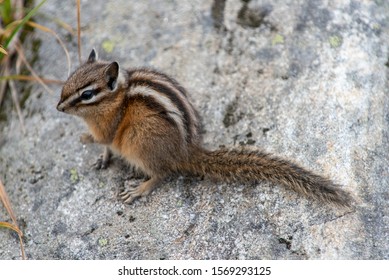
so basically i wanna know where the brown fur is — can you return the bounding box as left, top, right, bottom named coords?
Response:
left=183, top=147, right=353, bottom=208
left=58, top=50, right=354, bottom=208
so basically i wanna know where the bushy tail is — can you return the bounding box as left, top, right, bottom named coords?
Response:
left=183, top=147, right=353, bottom=208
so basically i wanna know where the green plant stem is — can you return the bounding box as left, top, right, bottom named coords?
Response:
left=0, top=0, right=13, bottom=25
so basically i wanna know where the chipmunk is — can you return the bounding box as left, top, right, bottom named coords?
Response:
left=57, top=49, right=353, bottom=208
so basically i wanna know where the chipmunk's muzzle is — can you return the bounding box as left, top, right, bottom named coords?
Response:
left=57, top=100, right=65, bottom=112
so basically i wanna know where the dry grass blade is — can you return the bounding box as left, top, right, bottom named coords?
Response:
left=0, top=180, right=26, bottom=260
left=0, top=222, right=26, bottom=260
left=9, top=80, right=26, bottom=134
left=0, top=44, right=8, bottom=55
left=0, top=180, right=17, bottom=224
left=18, top=233, right=26, bottom=259
left=5, top=66, right=26, bottom=134
left=52, top=17, right=75, bottom=35
left=2, top=20, right=24, bottom=47
left=76, top=0, right=81, bottom=63
left=0, top=63, right=8, bottom=106
left=0, top=74, right=63, bottom=84
left=15, top=41, right=23, bottom=73
left=27, top=21, right=71, bottom=77
left=0, top=221, right=23, bottom=236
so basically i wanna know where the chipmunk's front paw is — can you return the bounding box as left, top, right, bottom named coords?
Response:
left=93, top=147, right=112, bottom=170
left=93, top=155, right=109, bottom=170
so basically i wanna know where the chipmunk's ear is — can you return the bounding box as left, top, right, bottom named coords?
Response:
left=87, top=49, right=98, bottom=63
left=104, top=61, right=119, bottom=91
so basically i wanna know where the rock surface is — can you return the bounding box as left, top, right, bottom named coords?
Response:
left=0, top=0, right=388, bottom=259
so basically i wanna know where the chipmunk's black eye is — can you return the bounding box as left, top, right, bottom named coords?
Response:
left=80, top=89, right=94, bottom=100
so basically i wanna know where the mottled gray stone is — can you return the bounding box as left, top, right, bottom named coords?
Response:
left=0, top=0, right=388, bottom=259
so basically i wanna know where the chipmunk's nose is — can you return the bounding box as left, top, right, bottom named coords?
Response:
left=57, top=101, right=65, bottom=112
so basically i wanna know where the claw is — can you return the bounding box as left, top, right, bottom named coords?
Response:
left=119, top=190, right=129, bottom=197
left=120, top=190, right=138, bottom=204
left=121, top=193, right=131, bottom=201
left=92, top=147, right=112, bottom=170
left=127, top=188, right=140, bottom=196
left=93, top=157, right=103, bottom=170
left=120, top=190, right=132, bottom=200
left=119, top=185, right=142, bottom=204
left=124, top=196, right=135, bottom=204
left=119, top=176, right=164, bottom=205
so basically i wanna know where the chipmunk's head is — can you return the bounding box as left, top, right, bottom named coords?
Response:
left=57, top=49, right=126, bottom=117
